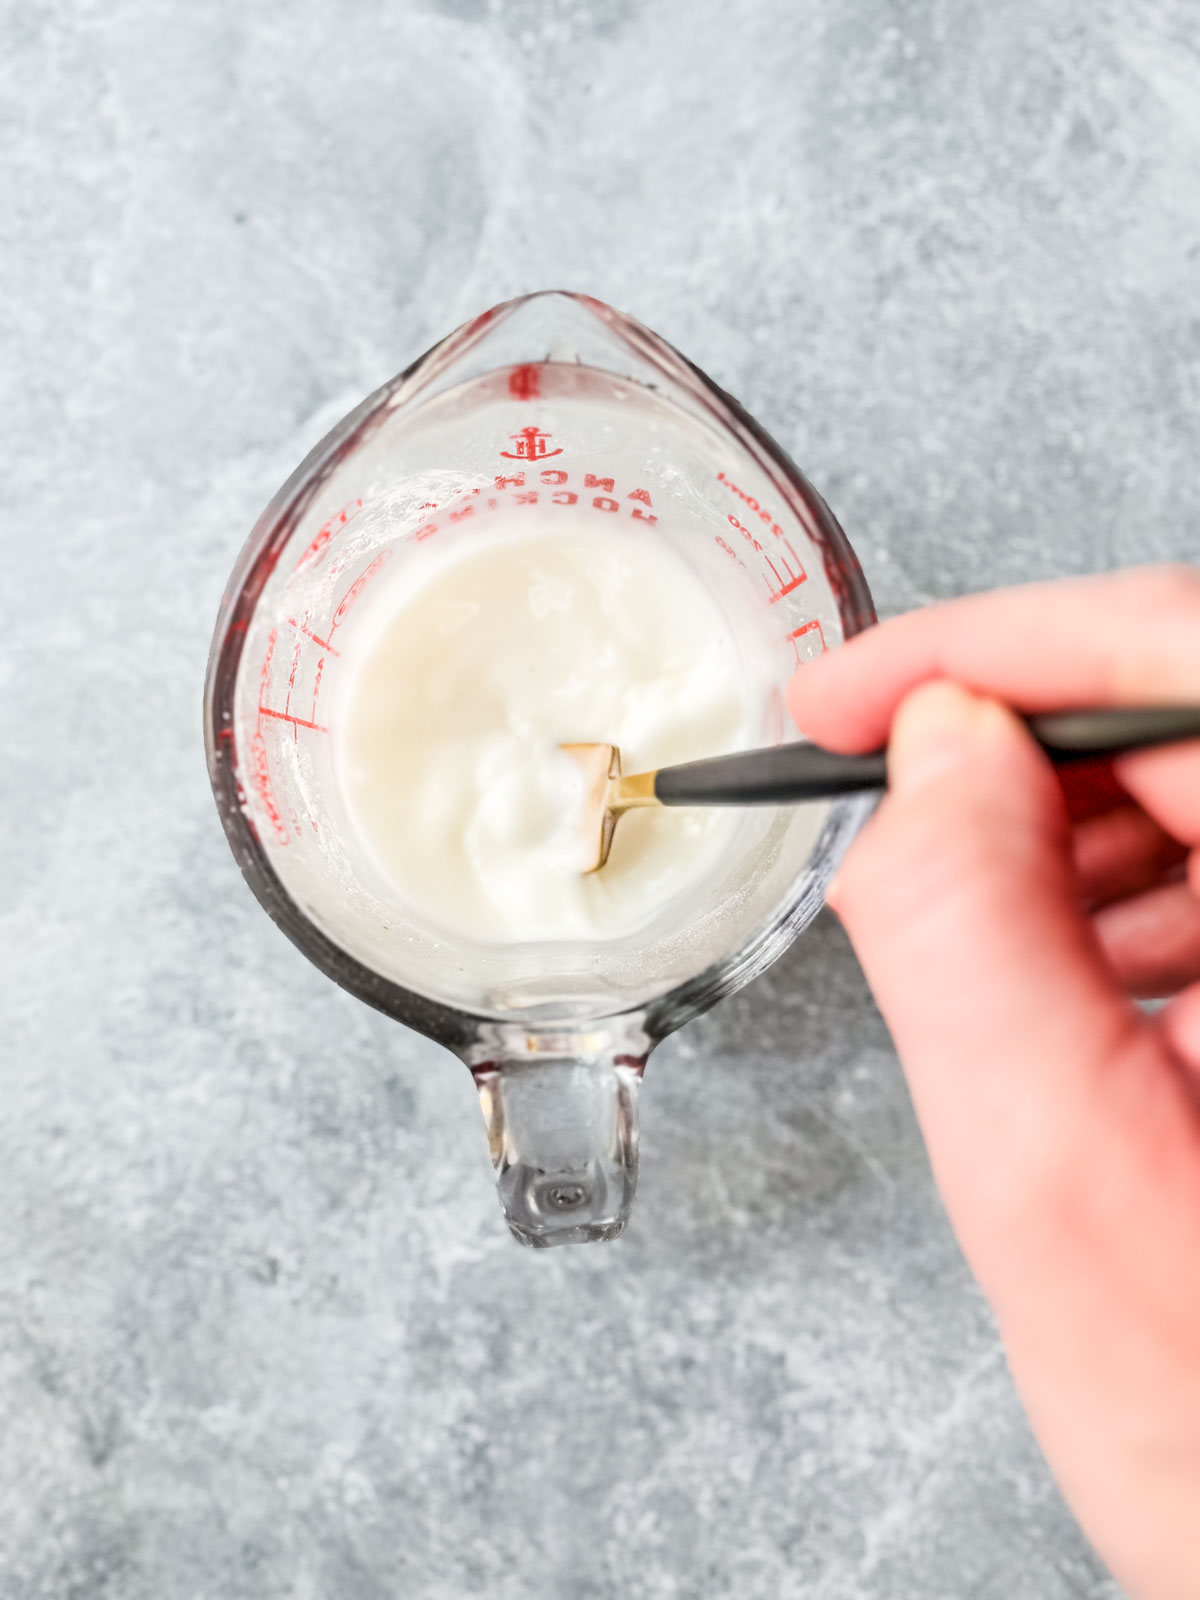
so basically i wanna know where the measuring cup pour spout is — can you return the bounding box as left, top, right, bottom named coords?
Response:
left=468, top=1023, right=647, bottom=1247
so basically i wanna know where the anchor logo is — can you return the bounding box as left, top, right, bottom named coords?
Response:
left=500, top=426, right=563, bottom=462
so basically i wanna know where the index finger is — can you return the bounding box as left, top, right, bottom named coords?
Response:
left=788, top=565, right=1200, bottom=753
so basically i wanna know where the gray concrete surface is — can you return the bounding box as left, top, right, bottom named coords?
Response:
left=3, top=0, right=1199, bottom=1594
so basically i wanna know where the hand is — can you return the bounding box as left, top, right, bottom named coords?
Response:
left=788, top=565, right=1200, bottom=1600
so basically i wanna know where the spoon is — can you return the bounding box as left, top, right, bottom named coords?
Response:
left=562, top=703, right=1200, bottom=873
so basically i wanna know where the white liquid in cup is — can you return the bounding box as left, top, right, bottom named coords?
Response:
left=333, top=523, right=771, bottom=943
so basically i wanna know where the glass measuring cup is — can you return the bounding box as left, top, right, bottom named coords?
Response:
left=204, top=291, right=876, bottom=1247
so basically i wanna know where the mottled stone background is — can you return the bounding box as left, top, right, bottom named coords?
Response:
left=4, top=0, right=1199, bottom=1594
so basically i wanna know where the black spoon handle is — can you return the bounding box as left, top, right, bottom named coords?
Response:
left=652, top=704, right=1200, bottom=807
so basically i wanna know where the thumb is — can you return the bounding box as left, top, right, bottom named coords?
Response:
left=831, top=681, right=1145, bottom=1261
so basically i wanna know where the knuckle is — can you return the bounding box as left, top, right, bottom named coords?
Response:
left=1135, top=562, right=1200, bottom=608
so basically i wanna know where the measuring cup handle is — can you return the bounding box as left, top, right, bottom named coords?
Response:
left=468, top=1030, right=647, bottom=1248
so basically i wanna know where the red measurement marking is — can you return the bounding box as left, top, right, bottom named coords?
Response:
left=330, top=549, right=392, bottom=633
left=260, top=627, right=278, bottom=698
left=728, top=513, right=764, bottom=553
left=787, top=619, right=827, bottom=662
left=283, top=631, right=303, bottom=722
left=249, top=732, right=289, bottom=845
left=258, top=706, right=328, bottom=733
left=287, top=618, right=339, bottom=656
left=716, top=471, right=786, bottom=539
left=508, top=364, right=540, bottom=400
left=292, top=499, right=363, bottom=576
left=500, top=426, right=562, bottom=461
left=764, top=538, right=808, bottom=602
left=284, top=616, right=340, bottom=728
left=408, top=467, right=658, bottom=540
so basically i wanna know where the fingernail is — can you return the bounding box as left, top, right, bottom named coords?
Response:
left=889, top=681, right=988, bottom=796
